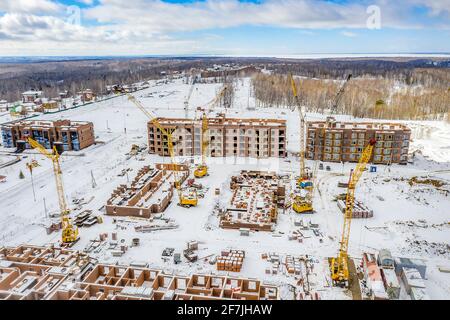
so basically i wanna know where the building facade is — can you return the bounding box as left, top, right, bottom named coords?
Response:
left=306, top=117, right=411, bottom=165
left=147, top=115, right=287, bottom=159
left=1, top=119, right=95, bottom=151
left=22, top=90, right=43, bottom=103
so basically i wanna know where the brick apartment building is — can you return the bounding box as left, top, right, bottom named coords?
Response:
left=1, top=119, right=95, bottom=151
left=306, top=117, right=411, bottom=164
left=148, top=115, right=287, bottom=158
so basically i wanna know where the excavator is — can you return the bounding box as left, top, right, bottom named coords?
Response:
left=330, top=138, right=376, bottom=287
left=289, top=74, right=314, bottom=214
left=193, top=86, right=227, bottom=179
left=27, top=137, right=79, bottom=244
left=115, top=89, right=198, bottom=208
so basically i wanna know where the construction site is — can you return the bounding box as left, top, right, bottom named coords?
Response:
left=0, top=73, right=449, bottom=302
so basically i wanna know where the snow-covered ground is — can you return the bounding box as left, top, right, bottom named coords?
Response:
left=0, top=77, right=449, bottom=300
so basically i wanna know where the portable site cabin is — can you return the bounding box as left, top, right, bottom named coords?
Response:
left=378, top=249, right=394, bottom=269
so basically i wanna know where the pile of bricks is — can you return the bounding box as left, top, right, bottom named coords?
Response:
left=217, top=250, right=245, bottom=272
left=262, top=253, right=281, bottom=275
left=285, top=255, right=304, bottom=275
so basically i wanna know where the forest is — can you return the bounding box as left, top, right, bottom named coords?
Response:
left=251, top=67, right=450, bottom=121
left=0, top=56, right=448, bottom=121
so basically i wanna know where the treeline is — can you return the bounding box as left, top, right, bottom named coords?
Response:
left=251, top=71, right=450, bottom=120
left=0, top=57, right=241, bottom=102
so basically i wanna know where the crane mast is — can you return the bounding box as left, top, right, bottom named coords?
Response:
left=331, top=138, right=376, bottom=286
left=194, top=86, right=227, bottom=179
left=184, top=75, right=198, bottom=118
left=289, top=74, right=306, bottom=181
left=332, top=74, right=352, bottom=112
left=27, top=137, right=79, bottom=244
left=289, top=74, right=314, bottom=214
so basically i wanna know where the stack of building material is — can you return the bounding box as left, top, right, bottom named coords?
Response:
left=263, top=253, right=281, bottom=275
left=73, top=210, right=92, bottom=227
left=337, top=199, right=373, bottom=218
left=288, top=230, right=304, bottom=242
left=217, top=250, right=245, bottom=272
left=285, top=255, right=303, bottom=275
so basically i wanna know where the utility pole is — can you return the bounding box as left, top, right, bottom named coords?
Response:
left=91, top=170, right=97, bottom=189
left=43, top=197, right=48, bottom=218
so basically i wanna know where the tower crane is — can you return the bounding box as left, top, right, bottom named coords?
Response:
left=27, top=137, right=79, bottom=244
left=320, top=75, right=352, bottom=161
left=289, top=74, right=314, bottom=214
left=330, top=138, right=376, bottom=286
left=331, top=74, right=352, bottom=114
left=119, top=90, right=198, bottom=208
left=289, top=74, right=308, bottom=183
left=194, top=114, right=209, bottom=178
left=194, top=86, right=227, bottom=179
left=184, top=74, right=198, bottom=119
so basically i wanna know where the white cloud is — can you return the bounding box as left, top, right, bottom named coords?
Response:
left=411, top=0, right=450, bottom=16
left=0, top=0, right=61, bottom=14
left=0, top=0, right=448, bottom=55
left=83, top=0, right=376, bottom=32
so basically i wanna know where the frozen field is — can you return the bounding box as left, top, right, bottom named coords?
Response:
left=0, top=77, right=449, bottom=299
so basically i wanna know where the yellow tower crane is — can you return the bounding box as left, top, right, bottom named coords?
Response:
left=330, top=138, right=376, bottom=286
left=27, top=137, right=79, bottom=244
left=194, top=86, right=227, bottom=179
left=125, top=93, right=198, bottom=208
left=194, top=113, right=209, bottom=178
left=289, top=74, right=313, bottom=214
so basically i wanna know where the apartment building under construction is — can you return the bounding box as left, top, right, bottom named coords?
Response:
left=1, top=119, right=95, bottom=151
left=0, top=244, right=279, bottom=300
left=306, top=117, right=411, bottom=164
left=147, top=115, right=287, bottom=159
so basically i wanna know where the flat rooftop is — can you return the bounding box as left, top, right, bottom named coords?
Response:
left=307, top=119, right=411, bottom=132
left=153, top=116, right=286, bottom=128
left=2, top=120, right=91, bottom=130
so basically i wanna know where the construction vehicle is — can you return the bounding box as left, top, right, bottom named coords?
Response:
left=115, top=88, right=198, bottom=208
left=194, top=113, right=209, bottom=178
left=129, top=144, right=140, bottom=156
left=27, top=137, right=79, bottom=244
left=330, top=138, right=376, bottom=286
left=193, top=86, right=227, bottom=179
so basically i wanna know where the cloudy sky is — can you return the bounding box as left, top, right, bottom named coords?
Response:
left=0, top=0, right=449, bottom=56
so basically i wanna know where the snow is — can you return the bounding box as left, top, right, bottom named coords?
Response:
left=0, top=77, right=449, bottom=300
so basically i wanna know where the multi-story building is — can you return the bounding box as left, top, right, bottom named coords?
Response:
left=306, top=117, right=411, bottom=164
left=1, top=119, right=95, bottom=151
left=147, top=115, right=287, bottom=158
